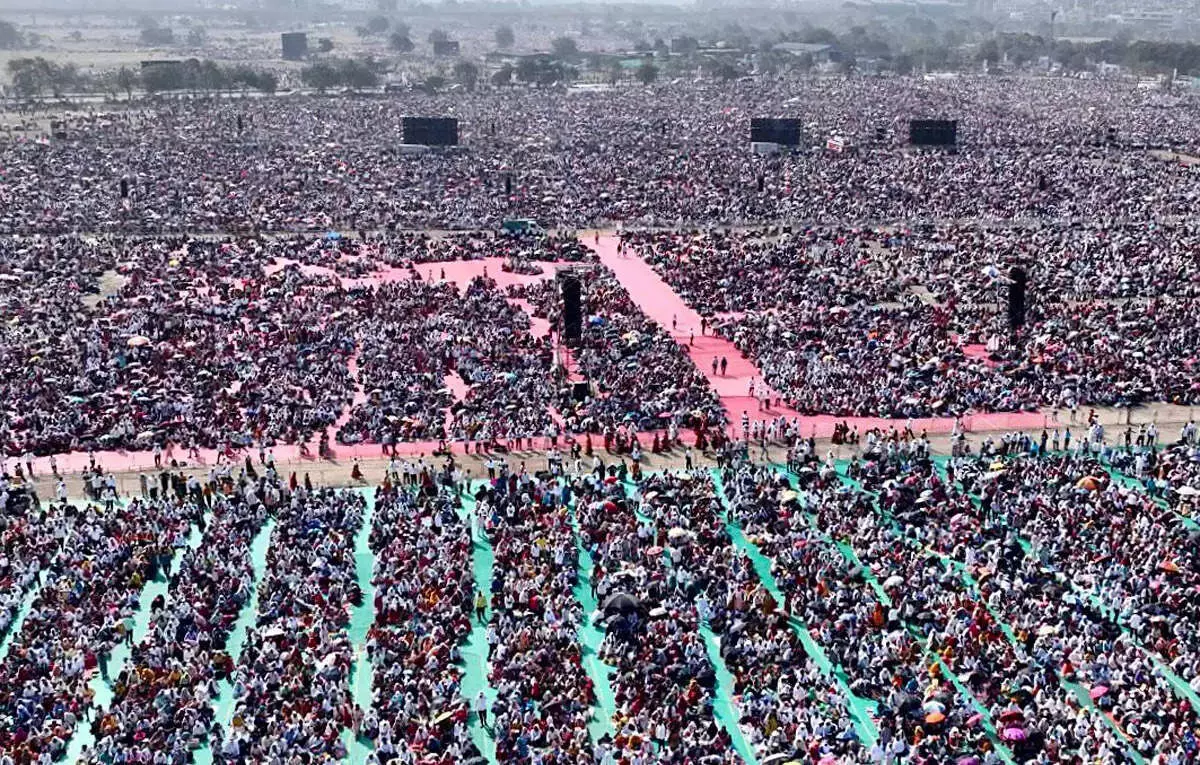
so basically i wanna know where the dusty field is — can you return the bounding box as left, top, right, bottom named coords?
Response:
left=19, top=400, right=1196, bottom=502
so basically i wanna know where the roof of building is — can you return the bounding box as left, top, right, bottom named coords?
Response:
left=772, top=43, right=834, bottom=55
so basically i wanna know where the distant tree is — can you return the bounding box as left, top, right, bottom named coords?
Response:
left=186, top=27, right=207, bottom=47
left=338, top=57, right=380, bottom=89
left=892, top=52, right=915, bottom=75
left=428, top=28, right=449, bottom=44
left=515, top=56, right=539, bottom=84
left=422, top=74, right=445, bottom=92
left=364, top=15, right=390, bottom=36
left=636, top=60, right=657, bottom=84
left=141, top=62, right=184, bottom=92
left=551, top=36, right=578, bottom=59
left=230, top=65, right=275, bottom=93
left=491, top=62, right=513, bottom=86
left=257, top=71, right=278, bottom=93
left=976, top=38, right=1000, bottom=65
left=68, top=30, right=82, bottom=42
left=799, top=26, right=838, bottom=45
left=519, top=58, right=569, bottom=87
left=389, top=31, right=414, bottom=53
left=672, top=36, right=698, bottom=55
left=0, top=20, right=23, bottom=49
left=494, top=25, right=514, bottom=49
left=7, top=57, right=47, bottom=97
left=653, top=38, right=668, bottom=56
left=376, top=0, right=398, bottom=10
left=180, top=58, right=203, bottom=93
left=713, top=61, right=739, bottom=81
left=606, top=61, right=623, bottom=84
left=140, top=25, right=174, bottom=46
left=452, top=59, right=478, bottom=90
left=8, top=57, right=81, bottom=98
left=198, top=59, right=228, bottom=91
left=317, top=37, right=334, bottom=53
left=116, top=65, right=137, bottom=99
left=300, top=62, right=340, bottom=91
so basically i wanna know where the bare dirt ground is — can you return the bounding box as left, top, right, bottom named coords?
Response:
left=1150, top=149, right=1200, bottom=166
left=19, top=402, right=1195, bottom=502
left=81, top=268, right=126, bottom=309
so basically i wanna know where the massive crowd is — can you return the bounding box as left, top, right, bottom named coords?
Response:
left=0, top=229, right=729, bottom=457
left=360, top=475, right=483, bottom=763
left=3, top=422, right=1200, bottom=762
left=619, top=223, right=1200, bottom=418
left=517, top=265, right=727, bottom=435
left=5, top=71, right=1200, bottom=764
left=3, top=78, right=1199, bottom=234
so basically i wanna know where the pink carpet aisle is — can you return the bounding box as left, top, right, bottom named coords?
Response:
left=22, top=248, right=1048, bottom=477
left=589, top=235, right=1048, bottom=440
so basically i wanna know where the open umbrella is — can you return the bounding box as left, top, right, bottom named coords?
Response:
left=602, top=593, right=645, bottom=617
left=127, top=335, right=151, bottom=347
left=1090, top=685, right=1109, bottom=700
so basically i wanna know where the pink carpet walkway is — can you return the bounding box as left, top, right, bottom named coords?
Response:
left=590, top=235, right=1048, bottom=439
left=17, top=246, right=1051, bottom=479
left=591, top=236, right=799, bottom=429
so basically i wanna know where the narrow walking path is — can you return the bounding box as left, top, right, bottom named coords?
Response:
left=0, top=573, right=47, bottom=664
left=193, top=516, right=277, bottom=765
left=344, top=488, right=379, bottom=765
left=698, top=623, right=759, bottom=765
left=567, top=500, right=618, bottom=743
left=626, top=478, right=756, bottom=763
left=456, top=486, right=498, bottom=765
left=710, top=470, right=879, bottom=748
left=836, top=463, right=1143, bottom=764
left=590, top=235, right=798, bottom=429
left=66, top=512, right=209, bottom=763
left=587, top=234, right=1046, bottom=438
left=942, top=456, right=1200, bottom=718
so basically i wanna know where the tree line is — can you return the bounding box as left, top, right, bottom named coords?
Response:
left=5, top=57, right=278, bottom=99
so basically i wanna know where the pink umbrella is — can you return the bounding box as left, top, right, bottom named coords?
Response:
left=1090, top=685, right=1109, bottom=700
left=1001, top=727, right=1027, bottom=741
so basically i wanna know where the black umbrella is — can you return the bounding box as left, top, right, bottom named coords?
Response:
left=602, top=592, right=645, bottom=617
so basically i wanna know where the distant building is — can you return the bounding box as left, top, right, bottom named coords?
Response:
left=281, top=32, right=308, bottom=61
left=772, top=43, right=841, bottom=64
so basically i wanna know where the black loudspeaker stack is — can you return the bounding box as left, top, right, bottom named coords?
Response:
left=561, top=274, right=582, bottom=345
left=1008, top=267, right=1027, bottom=331
left=119, top=178, right=129, bottom=199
